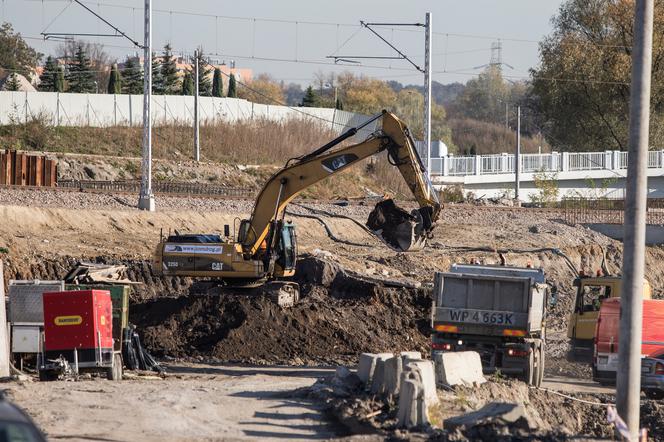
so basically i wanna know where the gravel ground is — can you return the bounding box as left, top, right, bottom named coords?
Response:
left=0, top=188, right=256, bottom=212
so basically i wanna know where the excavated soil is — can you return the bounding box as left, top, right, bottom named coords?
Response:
left=5, top=199, right=664, bottom=374
left=131, top=273, right=431, bottom=366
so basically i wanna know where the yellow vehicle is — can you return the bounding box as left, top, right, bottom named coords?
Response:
left=153, top=111, right=441, bottom=305
left=567, top=274, right=652, bottom=355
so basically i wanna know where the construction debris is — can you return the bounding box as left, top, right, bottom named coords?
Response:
left=444, top=402, right=538, bottom=437
left=63, top=262, right=137, bottom=285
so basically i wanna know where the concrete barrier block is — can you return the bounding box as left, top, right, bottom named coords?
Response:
left=396, top=378, right=420, bottom=428
left=434, top=351, right=486, bottom=387
left=357, top=353, right=376, bottom=384
left=383, top=356, right=403, bottom=398
left=400, top=351, right=422, bottom=362
left=405, top=360, right=438, bottom=407
left=369, top=353, right=393, bottom=394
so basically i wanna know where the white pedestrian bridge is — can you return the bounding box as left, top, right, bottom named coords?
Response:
left=429, top=150, right=664, bottom=201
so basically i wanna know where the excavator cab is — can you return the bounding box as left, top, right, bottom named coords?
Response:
left=237, top=219, right=297, bottom=277
left=274, top=223, right=297, bottom=277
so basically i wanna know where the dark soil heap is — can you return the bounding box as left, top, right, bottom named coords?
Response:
left=131, top=284, right=431, bottom=365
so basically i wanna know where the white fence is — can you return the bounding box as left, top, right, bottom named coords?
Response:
left=0, top=91, right=377, bottom=139
left=431, top=150, right=664, bottom=177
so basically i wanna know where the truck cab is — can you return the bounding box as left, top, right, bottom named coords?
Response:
left=567, top=275, right=651, bottom=357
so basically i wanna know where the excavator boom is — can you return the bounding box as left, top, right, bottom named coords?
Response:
left=240, top=110, right=440, bottom=256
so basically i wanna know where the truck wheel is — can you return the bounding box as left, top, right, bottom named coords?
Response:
left=536, top=345, right=545, bottom=388
left=107, top=354, right=123, bottom=381
left=523, top=348, right=534, bottom=385
left=645, top=390, right=664, bottom=400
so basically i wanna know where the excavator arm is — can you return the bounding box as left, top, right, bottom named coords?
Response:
left=239, top=111, right=441, bottom=257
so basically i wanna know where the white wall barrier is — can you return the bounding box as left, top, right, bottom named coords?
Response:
left=0, top=91, right=378, bottom=139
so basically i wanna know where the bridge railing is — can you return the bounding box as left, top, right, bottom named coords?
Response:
left=429, top=149, right=664, bottom=177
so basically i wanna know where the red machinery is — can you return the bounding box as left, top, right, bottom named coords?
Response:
left=39, top=290, right=122, bottom=381
left=593, top=297, right=664, bottom=384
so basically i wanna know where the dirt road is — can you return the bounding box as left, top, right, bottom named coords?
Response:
left=4, top=364, right=341, bottom=442
left=3, top=362, right=619, bottom=442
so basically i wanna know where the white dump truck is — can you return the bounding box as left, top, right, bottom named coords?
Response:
left=431, top=264, right=549, bottom=387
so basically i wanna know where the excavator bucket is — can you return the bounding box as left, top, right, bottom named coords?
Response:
left=366, top=199, right=430, bottom=252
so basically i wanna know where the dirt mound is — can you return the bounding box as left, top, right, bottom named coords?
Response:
left=3, top=256, right=193, bottom=301
left=131, top=281, right=431, bottom=365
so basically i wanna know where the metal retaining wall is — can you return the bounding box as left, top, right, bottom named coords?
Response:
left=0, top=150, right=57, bottom=187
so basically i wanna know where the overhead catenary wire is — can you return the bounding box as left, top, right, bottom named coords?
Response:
left=20, top=2, right=640, bottom=88
left=17, top=2, right=643, bottom=89
left=33, top=0, right=645, bottom=53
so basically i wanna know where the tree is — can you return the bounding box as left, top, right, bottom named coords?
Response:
left=301, top=86, right=318, bottom=107
left=212, top=68, right=223, bottom=97
left=193, top=51, right=212, bottom=96
left=121, top=57, right=143, bottom=94
left=66, top=44, right=97, bottom=93
left=151, top=52, right=164, bottom=94
left=336, top=72, right=396, bottom=114
left=283, top=82, right=304, bottom=105
left=0, top=23, right=41, bottom=79
left=54, top=66, right=65, bottom=92
left=451, top=66, right=509, bottom=124
left=4, top=73, right=20, bottom=91
left=38, top=56, right=59, bottom=91
left=531, top=0, right=664, bottom=151
left=181, top=70, right=194, bottom=95
left=107, top=63, right=121, bottom=94
left=237, top=73, right=284, bottom=104
left=227, top=73, right=237, bottom=98
left=160, top=44, right=180, bottom=95
left=58, top=40, right=110, bottom=92
left=335, top=98, right=343, bottom=110
left=393, top=88, right=451, bottom=144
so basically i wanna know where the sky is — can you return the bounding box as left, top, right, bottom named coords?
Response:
left=2, top=0, right=565, bottom=86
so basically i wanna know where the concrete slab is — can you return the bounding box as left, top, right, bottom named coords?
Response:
left=434, top=351, right=486, bottom=387
left=444, top=402, right=536, bottom=432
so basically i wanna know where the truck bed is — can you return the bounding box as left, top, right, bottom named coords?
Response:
left=433, top=271, right=546, bottom=336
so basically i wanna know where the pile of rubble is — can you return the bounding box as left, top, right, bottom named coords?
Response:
left=297, top=350, right=645, bottom=440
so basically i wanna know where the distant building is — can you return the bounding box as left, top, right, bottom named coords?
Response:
left=0, top=72, right=37, bottom=92
left=118, top=54, right=253, bottom=94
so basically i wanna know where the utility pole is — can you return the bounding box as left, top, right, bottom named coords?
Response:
left=423, top=12, right=432, bottom=176
left=137, top=0, right=154, bottom=211
left=326, top=15, right=432, bottom=174
left=515, top=105, right=521, bottom=201
left=617, top=0, right=653, bottom=439
left=194, top=50, right=200, bottom=162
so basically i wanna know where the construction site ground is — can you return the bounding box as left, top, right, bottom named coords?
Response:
left=2, top=188, right=664, bottom=440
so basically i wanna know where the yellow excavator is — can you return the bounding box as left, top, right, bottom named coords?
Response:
left=153, top=111, right=441, bottom=306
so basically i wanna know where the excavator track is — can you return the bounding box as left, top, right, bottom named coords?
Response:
left=189, top=280, right=300, bottom=308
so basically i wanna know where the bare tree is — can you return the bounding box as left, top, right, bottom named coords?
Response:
left=57, top=40, right=112, bottom=92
